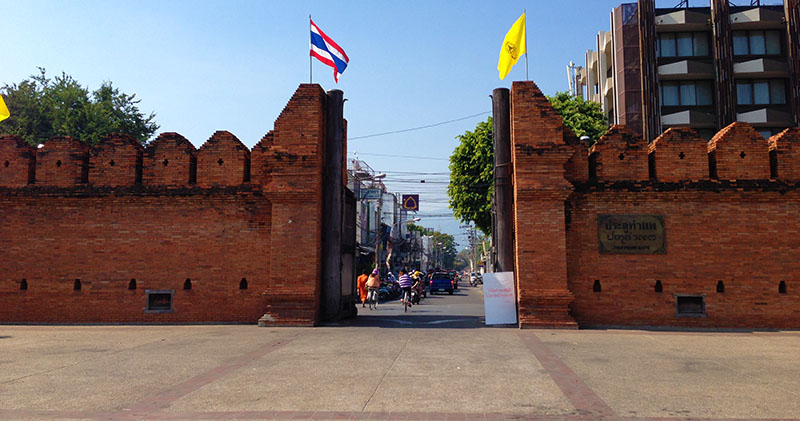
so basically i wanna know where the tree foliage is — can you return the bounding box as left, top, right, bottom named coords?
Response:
left=0, top=68, right=159, bottom=146
left=548, top=91, right=609, bottom=144
left=446, top=93, right=609, bottom=236
left=447, top=117, right=494, bottom=236
left=407, top=223, right=458, bottom=269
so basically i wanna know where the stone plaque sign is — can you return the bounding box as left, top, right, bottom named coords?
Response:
left=597, top=214, right=666, bottom=254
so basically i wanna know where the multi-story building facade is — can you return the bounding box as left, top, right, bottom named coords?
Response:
left=580, top=0, right=799, bottom=141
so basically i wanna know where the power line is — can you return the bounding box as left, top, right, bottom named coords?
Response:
left=356, top=152, right=449, bottom=161
left=349, top=111, right=490, bottom=140
left=384, top=170, right=451, bottom=175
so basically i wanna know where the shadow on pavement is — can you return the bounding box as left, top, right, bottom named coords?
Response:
left=327, top=314, right=487, bottom=329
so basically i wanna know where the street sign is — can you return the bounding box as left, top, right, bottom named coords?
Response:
left=402, top=194, right=419, bottom=211
left=360, top=188, right=382, bottom=200
left=483, top=272, right=517, bottom=325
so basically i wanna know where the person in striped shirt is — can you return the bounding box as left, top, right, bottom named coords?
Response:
left=397, top=269, right=413, bottom=305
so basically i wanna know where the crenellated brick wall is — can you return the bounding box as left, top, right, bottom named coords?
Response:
left=511, top=81, right=800, bottom=329
left=0, top=84, right=329, bottom=325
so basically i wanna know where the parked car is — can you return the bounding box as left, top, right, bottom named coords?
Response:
left=429, top=272, right=454, bottom=295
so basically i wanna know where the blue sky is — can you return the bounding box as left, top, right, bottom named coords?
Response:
left=4, top=0, right=775, bottom=245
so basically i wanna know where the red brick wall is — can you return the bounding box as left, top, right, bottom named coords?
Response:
left=0, top=135, right=34, bottom=187
left=35, top=137, right=89, bottom=187
left=511, top=80, right=800, bottom=329
left=566, top=190, right=800, bottom=329
left=0, top=84, right=328, bottom=325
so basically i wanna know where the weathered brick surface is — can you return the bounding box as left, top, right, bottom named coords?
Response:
left=0, top=84, right=329, bottom=325
left=261, top=84, right=326, bottom=326
left=90, top=133, right=143, bottom=187
left=590, top=125, right=649, bottom=181
left=196, top=131, right=250, bottom=187
left=143, top=132, right=196, bottom=186
left=510, top=80, right=800, bottom=329
left=0, top=135, right=34, bottom=187
left=708, top=122, right=771, bottom=180
left=566, top=189, right=800, bottom=329
left=769, top=128, right=800, bottom=179
left=36, top=137, right=89, bottom=187
left=511, top=81, right=578, bottom=329
left=0, top=194, right=271, bottom=323
left=649, top=127, right=708, bottom=182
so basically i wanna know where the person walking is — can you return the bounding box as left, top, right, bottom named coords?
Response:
left=357, top=269, right=369, bottom=308
left=366, top=268, right=381, bottom=309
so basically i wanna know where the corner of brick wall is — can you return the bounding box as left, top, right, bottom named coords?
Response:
left=769, top=128, right=800, bottom=179
left=510, top=81, right=577, bottom=329
left=259, top=83, right=327, bottom=327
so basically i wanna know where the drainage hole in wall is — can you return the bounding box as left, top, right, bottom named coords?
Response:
left=779, top=281, right=787, bottom=294
left=654, top=280, right=663, bottom=293
left=240, top=278, right=248, bottom=290
left=20, top=279, right=28, bottom=290
left=184, top=278, right=192, bottom=290
left=128, top=279, right=137, bottom=290
left=592, top=280, right=601, bottom=292
left=676, top=295, right=705, bottom=316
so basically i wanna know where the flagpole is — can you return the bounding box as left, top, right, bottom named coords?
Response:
left=524, top=9, right=529, bottom=81
left=309, top=14, right=313, bottom=84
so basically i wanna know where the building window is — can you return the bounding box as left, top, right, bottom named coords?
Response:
left=145, top=290, right=174, bottom=313
left=661, top=81, right=713, bottom=106
left=733, top=30, right=783, bottom=56
left=658, top=32, right=710, bottom=58
left=736, top=79, right=786, bottom=105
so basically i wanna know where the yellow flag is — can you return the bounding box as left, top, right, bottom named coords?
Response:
left=498, top=12, right=527, bottom=80
left=0, top=95, right=8, bottom=122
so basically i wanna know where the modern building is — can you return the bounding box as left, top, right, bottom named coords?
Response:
left=579, top=0, right=799, bottom=141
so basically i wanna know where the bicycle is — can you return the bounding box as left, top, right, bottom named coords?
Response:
left=403, top=287, right=412, bottom=312
left=367, top=287, right=379, bottom=310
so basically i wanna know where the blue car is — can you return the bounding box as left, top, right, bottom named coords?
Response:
left=429, top=272, right=453, bottom=295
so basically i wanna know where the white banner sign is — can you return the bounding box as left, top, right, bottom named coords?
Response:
left=483, top=272, right=517, bottom=325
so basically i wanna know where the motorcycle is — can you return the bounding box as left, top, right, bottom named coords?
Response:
left=410, top=287, right=421, bottom=305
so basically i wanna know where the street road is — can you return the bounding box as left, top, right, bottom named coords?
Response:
left=345, top=282, right=487, bottom=328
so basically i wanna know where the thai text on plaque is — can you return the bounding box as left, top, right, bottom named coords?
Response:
left=597, top=214, right=666, bottom=254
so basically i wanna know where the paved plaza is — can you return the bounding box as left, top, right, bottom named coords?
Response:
left=1, top=286, right=799, bottom=420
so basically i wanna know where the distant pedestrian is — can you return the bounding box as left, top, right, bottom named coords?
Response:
left=357, top=269, right=369, bottom=308
left=366, top=268, right=382, bottom=308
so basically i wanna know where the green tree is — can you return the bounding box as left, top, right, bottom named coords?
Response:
left=0, top=68, right=158, bottom=145
left=548, top=91, right=609, bottom=144
left=453, top=248, right=470, bottom=272
left=447, top=117, right=494, bottom=236
left=447, top=93, right=609, bottom=235
left=407, top=223, right=458, bottom=269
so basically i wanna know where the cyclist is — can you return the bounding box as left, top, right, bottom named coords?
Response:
left=397, top=269, right=413, bottom=306
left=365, top=268, right=381, bottom=309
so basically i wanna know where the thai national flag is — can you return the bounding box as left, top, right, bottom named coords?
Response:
left=310, top=18, right=349, bottom=83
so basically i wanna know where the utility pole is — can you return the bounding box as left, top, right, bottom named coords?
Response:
left=321, top=89, right=344, bottom=321
left=492, top=88, right=514, bottom=273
